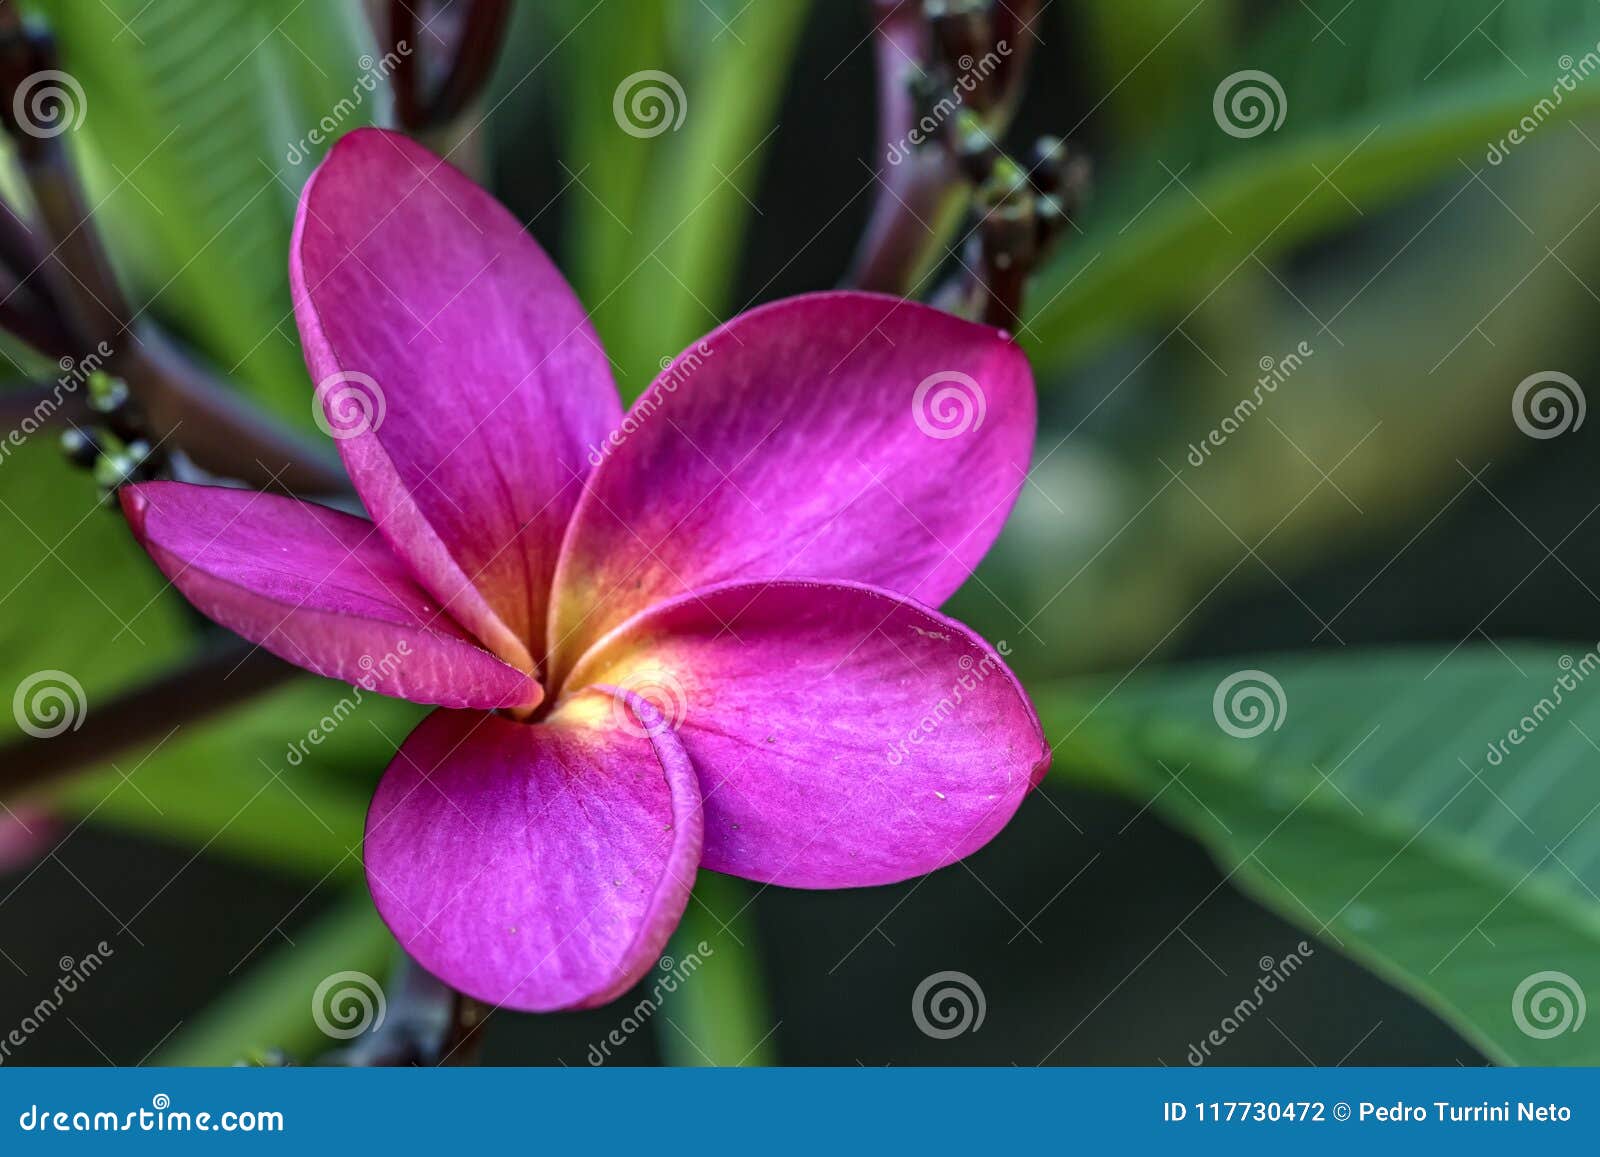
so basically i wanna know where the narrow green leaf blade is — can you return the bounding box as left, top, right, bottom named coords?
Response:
left=33, top=0, right=381, bottom=424
left=1027, top=0, right=1600, bottom=370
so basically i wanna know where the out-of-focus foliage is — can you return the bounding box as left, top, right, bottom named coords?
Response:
left=544, top=0, right=812, bottom=399
left=57, top=678, right=418, bottom=877
left=159, top=891, right=390, bottom=1065
left=1045, top=650, right=1600, bottom=1065
left=1027, top=0, right=1600, bottom=369
left=978, top=130, right=1600, bottom=675
left=29, top=0, right=379, bottom=425
left=0, top=440, right=188, bottom=748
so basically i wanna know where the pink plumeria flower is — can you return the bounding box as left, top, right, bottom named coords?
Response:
left=119, top=128, right=1049, bottom=1011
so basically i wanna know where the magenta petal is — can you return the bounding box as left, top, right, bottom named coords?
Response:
left=0, top=806, right=56, bottom=872
left=546, top=292, right=1035, bottom=680
left=566, top=579, right=1050, bottom=888
left=292, top=128, right=621, bottom=669
left=364, top=690, right=703, bottom=1011
left=121, top=482, right=541, bottom=711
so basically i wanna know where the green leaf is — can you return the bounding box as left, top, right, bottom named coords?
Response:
left=1044, top=648, right=1600, bottom=1064
left=0, top=438, right=189, bottom=742
left=0, top=440, right=397, bottom=877
left=972, top=125, right=1600, bottom=678
left=1026, top=0, right=1600, bottom=370
left=55, top=676, right=422, bottom=878
left=655, top=873, right=777, bottom=1066
left=550, top=0, right=811, bottom=398
left=31, top=0, right=381, bottom=425
left=1074, top=0, right=1233, bottom=145
left=158, top=889, right=391, bottom=1065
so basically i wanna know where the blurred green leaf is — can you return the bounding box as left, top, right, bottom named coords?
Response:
left=0, top=439, right=189, bottom=743
left=551, top=0, right=811, bottom=398
left=159, top=889, right=390, bottom=1065
left=1074, top=0, right=1233, bottom=145
left=551, top=0, right=672, bottom=323
left=1027, top=0, right=1600, bottom=370
left=656, top=873, right=777, bottom=1066
left=32, top=0, right=381, bottom=425
left=969, top=126, right=1600, bottom=677
left=56, top=676, right=423, bottom=878
left=1045, top=647, right=1600, bottom=1065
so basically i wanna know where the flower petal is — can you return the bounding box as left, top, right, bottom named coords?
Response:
left=292, top=127, right=621, bottom=670
left=121, top=482, right=541, bottom=711
left=546, top=292, right=1035, bottom=680
left=566, top=579, right=1049, bottom=888
left=364, top=690, right=703, bottom=1011
left=0, top=806, right=55, bottom=873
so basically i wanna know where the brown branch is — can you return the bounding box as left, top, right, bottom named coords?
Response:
left=0, top=3, right=351, bottom=498
left=0, top=376, right=90, bottom=427
left=113, top=328, right=349, bottom=496
left=0, top=642, right=300, bottom=801
left=321, top=951, right=487, bottom=1066
left=846, top=0, right=1041, bottom=297
left=386, top=0, right=510, bottom=132
left=0, top=11, right=129, bottom=345
left=430, top=0, right=511, bottom=125
left=846, top=1, right=954, bottom=293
